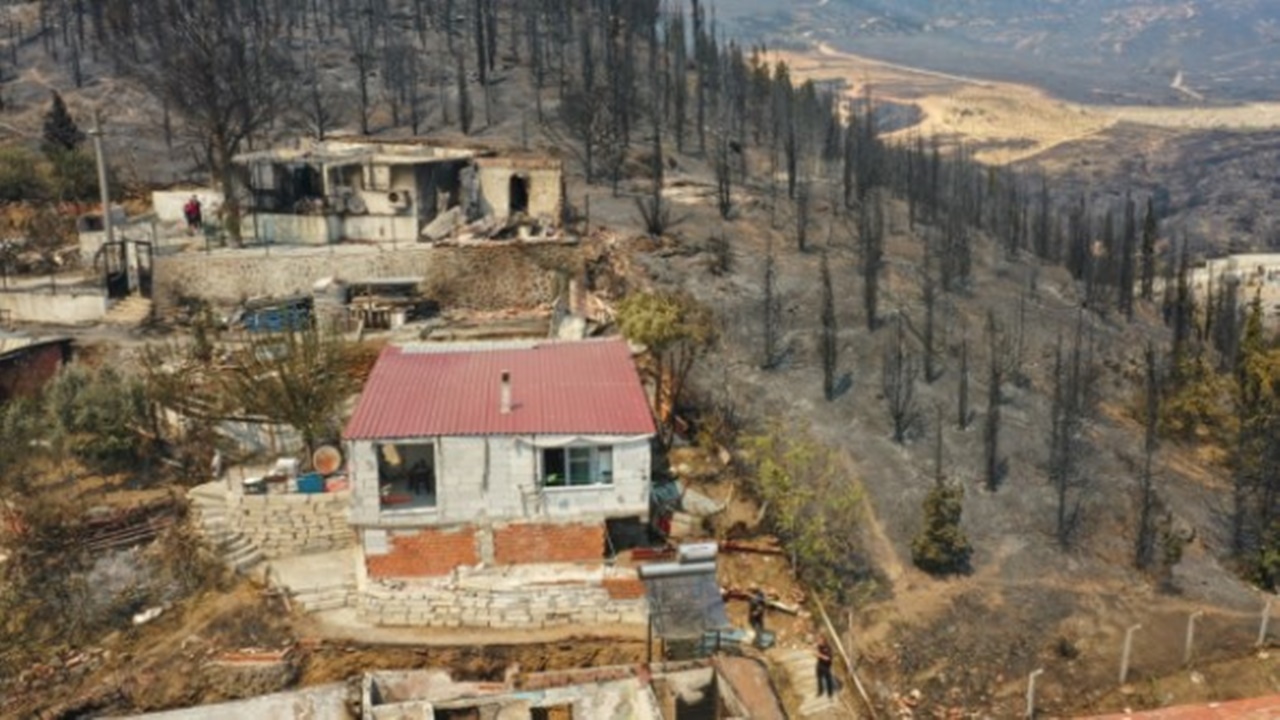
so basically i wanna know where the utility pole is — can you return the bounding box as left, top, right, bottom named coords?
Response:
left=90, top=109, right=113, bottom=247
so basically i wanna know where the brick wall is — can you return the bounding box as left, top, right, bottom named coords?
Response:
left=0, top=341, right=68, bottom=403
left=493, top=522, right=604, bottom=565
left=366, top=526, right=479, bottom=579
left=602, top=576, right=647, bottom=601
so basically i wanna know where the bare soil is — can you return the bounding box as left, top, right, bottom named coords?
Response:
left=1, top=578, right=650, bottom=718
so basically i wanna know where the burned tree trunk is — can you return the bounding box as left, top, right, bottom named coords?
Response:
left=882, top=315, right=920, bottom=443
left=1135, top=343, right=1160, bottom=569
left=820, top=251, right=838, bottom=400
left=983, top=312, right=1005, bottom=492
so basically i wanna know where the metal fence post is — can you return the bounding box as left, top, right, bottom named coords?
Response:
left=1184, top=611, right=1203, bottom=666
left=1119, top=623, right=1142, bottom=685
left=1025, top=668, right=1044, bottom=719
left=1259, top=598, right=1274, bottom=647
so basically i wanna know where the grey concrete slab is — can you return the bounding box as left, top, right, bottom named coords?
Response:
left=111, top=683, right=354, bottom=719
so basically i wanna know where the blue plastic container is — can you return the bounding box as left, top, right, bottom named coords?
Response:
left=297, top=472, right=324, bottom=494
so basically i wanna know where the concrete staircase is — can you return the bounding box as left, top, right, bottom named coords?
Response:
left=772, top=648, right=844, bottom=718
left=103, top=294, right=153, bottom=327
left=266, top=548, right=358, bottom=614
left=287, top=577, right=357, bottom=613
left=187, top=482, right=263, bottom=575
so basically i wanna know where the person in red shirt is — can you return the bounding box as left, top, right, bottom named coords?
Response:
left=184, top=196, right=203, bottom=235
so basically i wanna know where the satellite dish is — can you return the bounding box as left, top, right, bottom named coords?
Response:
left=313, top=445, right=344, bottom=475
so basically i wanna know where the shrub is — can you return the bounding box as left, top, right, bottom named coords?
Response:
left=0, top=145, right=48, bottom=202
left=911, top=479, right=973, bottom=576
left=47, top=148, right=100, bottom=202
left=43, top=364, right=150, bottom=474
left=743, top=423, right=869, bottom=599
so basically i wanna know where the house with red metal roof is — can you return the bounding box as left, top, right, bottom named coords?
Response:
left=341, top=338, right=657, bottom=627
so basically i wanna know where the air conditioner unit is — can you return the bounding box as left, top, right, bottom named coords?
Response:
left=387, top=191, right=412, bottom=212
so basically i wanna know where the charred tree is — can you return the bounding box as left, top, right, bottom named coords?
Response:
left=958, top=336, right=971, bottom=430
left=882, top=315, right=920, bottom=443
left=762, top=236, right=782, bottom=370
left=860, top=191, right=884, bottom=331
left=1135, top=343, right=1160, bottom=570
left=1140, top=196, right=1158, bottom=302
left=983, top=312, right=1005, bottom=492
left=821, top=251, right=838, bottom=400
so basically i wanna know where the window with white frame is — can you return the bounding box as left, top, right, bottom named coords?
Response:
left=542, top=445, right=613, bottom=487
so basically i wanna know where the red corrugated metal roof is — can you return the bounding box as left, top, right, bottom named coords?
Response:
left=343, top=338, right=657, bottom=439
left=1080, top=694, right=1280, bottom=719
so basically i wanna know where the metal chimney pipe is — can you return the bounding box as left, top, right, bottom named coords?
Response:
left=500, top=370, right=512, bottom=414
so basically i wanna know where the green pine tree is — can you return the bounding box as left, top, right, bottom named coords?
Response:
left=911, top=478, right=973, bottom=575
left=41, top=91, right=84, bottom=156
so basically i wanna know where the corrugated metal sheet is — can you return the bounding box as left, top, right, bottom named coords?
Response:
left=343, top=338, right=656, bottom=439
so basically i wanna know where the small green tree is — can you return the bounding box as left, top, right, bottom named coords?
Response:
left=744, top=422, right=865, bottom=597
left=911, top=478, right=973, bottom=575
left=0, top=146, right=47, bottom=202
left=48, top=148, right=99, bottom=202
left=616, top=290, right=715, bottom=447
left=41, top=91, right=84, bottom=156
left=41, top=364, right=150, bottom=474
left=222, top=326, right=357, bottom=458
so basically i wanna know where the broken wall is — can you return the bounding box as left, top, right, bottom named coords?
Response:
left=475, top=158, right=562, bottom=222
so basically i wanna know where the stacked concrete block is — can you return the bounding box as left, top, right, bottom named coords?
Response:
left=187, top=482, right=264, bottom=574
left=356, top=568, right=647, bottom=629
left=228, top=491, right=355, bottom=560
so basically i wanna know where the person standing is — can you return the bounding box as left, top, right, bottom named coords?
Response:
left=748, top=589, right=767, bottom=636
left=184, top=195, right=203, bottom=235
left=816, top=638, right=836, bottom=698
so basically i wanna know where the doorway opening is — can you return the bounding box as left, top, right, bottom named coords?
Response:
left=509, top=174, right=530, bottom=214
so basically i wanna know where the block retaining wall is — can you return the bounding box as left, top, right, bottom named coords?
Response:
left=152, top=243, right=580, bottom=314
left=227, top=490, right=355, bottom=559
left=358, top=569, right=647, bottom=629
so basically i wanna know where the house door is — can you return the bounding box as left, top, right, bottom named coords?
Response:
left=509, top=174, right=529, bottom=214
left=97, top=240, right=129, bottom=299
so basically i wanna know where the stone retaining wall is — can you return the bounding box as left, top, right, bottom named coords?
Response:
left=358, top=566, right=647, bottom=629
left=152, top=243, right=580, bottom=314
left=228, top=491, right=354, bottom=559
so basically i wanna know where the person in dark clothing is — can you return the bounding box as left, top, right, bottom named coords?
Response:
left=816, top=638, right=836, bottom=698
left=748, top=589, right=767, bottom=635
left=184, top=195, right=203, bottom=235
